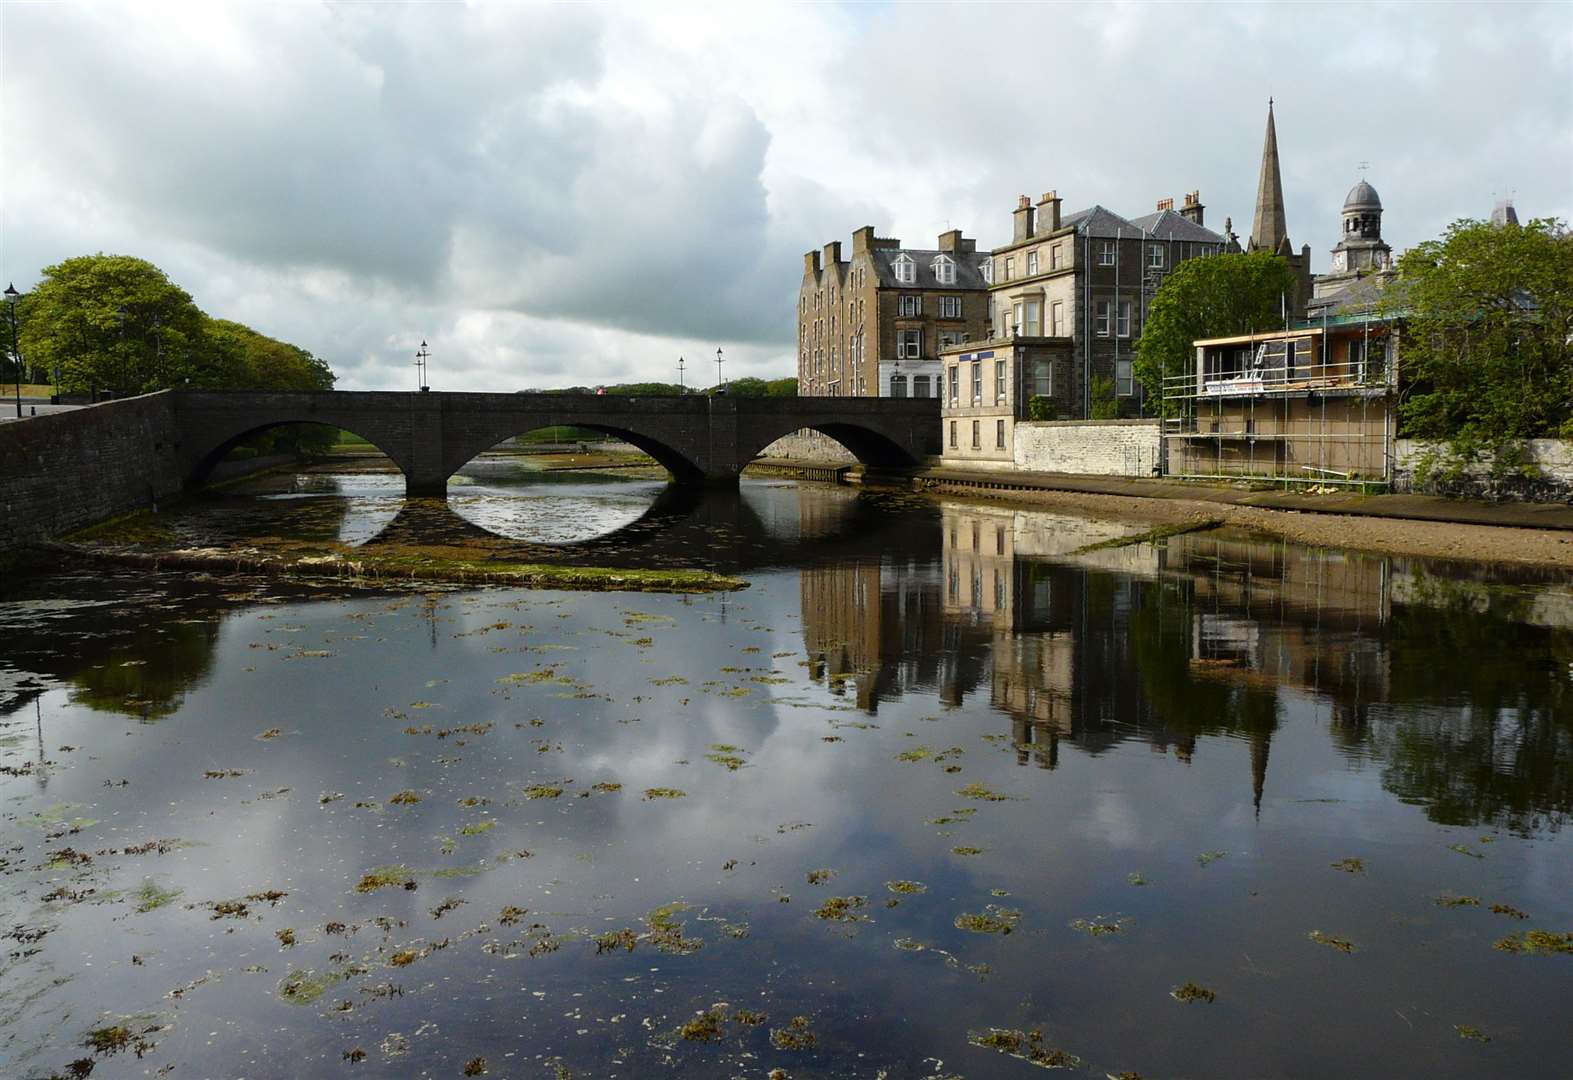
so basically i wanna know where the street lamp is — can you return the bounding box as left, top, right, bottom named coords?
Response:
left=5, top=283, right=20, bottom=418
left=415, top=340, right=430, bottom=391
left=677, top=355, right=686, bottom=394
left=715, top=346, right=724, bottom=392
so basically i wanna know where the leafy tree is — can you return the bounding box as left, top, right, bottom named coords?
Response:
left=1089, top=374, right=1119, bottom=419
left=202, top=318, right=335, bottom=392
left=1390, top=217, right=1573, bottom=468
left=19, top=254, right=207, bottom=395
left=1134, top=251, right=1298, bottom=415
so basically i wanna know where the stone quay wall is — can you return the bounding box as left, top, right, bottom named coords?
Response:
left=754, top=428, right=859, bottom=464
left=1013, top=418, right=1162, bottom=477
left=1393, top=438, right=1573, bottom=501
left=0, top=393, right=184, bottom=548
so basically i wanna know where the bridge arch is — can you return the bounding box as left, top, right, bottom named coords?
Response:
left=443, top=420, right=705, bottom=488
left=185, top=417, right=411, bottom=491
left=736, top=415, right=932, bottom=473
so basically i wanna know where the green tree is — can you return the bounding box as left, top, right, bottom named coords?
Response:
left=1390, top=217, right=1573, bottom=468
left=20, top=254, right=207, bottom=395
left=1134, top=251, right=1298, bottom=415
left=202, top=318, right=335, bottom=392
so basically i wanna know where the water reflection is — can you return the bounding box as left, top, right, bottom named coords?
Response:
left=795, top=500, right=1572, bottom=834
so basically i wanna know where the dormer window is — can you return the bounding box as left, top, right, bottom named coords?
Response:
left=932, top=255, right=956, bottom=285
left=894, top=254, right=916, bottom=284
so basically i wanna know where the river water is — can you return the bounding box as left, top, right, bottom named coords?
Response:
left=2, top=468, right=1570, bottom=1078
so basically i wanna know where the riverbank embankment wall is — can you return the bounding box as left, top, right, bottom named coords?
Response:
left=1393, top=438, right=1573, bottom=501
left=0, top=393, right=184, bottom=548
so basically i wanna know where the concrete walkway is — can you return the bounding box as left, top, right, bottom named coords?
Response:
left=912, top=465, right=1573, bottom=532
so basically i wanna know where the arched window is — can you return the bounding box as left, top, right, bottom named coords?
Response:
left=890, top=374, right=908, bottom=398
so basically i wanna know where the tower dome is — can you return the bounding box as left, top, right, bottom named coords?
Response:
left=1343, top=179, right=1382, bottom=211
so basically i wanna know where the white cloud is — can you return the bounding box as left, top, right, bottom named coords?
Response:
left=3, top=1, right=1568, bottom=391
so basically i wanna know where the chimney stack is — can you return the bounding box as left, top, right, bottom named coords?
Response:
left=1012, top=195, right=1035, bottom=242
left=851, top=226, right=877, bottom=254
left=1036, top=190, right=1063, bottom=232
left=822, top=240, right=842, bottom=269
left=804, top=250, right=821, bottom=276
left=1180, top=190, right=1205, bottom=226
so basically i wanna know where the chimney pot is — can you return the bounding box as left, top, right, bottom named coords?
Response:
left=1017, top=195, right=1031, bottom=210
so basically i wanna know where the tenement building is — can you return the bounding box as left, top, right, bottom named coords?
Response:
left=939, top=188, right=1230, bottom=465
left=798, top=227, right=991, bottom=398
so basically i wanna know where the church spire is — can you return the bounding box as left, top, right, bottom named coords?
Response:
left=1249, top=99, right=1291, bottom=256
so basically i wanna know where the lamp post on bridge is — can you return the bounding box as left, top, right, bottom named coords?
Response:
left=415, top=340, right=430, bottom=392
left=678, top=355, right=686, bottom=394
left=714, top=347, right=724, bottom=393
left=5, top=283, right=20, bottom=419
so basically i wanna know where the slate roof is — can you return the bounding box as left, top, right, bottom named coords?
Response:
left=1343, top=179, right=1381, bottom=210
left=867, top=247, right=991, bottom=290
left=1061, top=204, right=1226, bottom=245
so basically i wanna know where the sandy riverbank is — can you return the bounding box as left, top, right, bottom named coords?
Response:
left=925, top=480, right=1573, bottom=569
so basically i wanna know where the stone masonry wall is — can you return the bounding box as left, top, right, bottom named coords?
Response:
left=755, top=428, right=859, bottom=464
left=1393, top=438, right=1573, bottom=501
left=1013, top=418, right=1162, bottom=477
left=0, top=393, right=184, bottom=548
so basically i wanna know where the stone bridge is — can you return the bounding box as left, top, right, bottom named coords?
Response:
left=174, top=390, right=939, bottom=494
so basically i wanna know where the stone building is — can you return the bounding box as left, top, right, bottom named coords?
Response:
left=797, top=227, right=990, bottom=398
left=938, top=188, right=1229, bottom=465
left=1306, top=176, right=1395, bottom=318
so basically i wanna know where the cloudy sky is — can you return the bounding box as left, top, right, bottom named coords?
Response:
left=3, top=1, right=1569, bottom=391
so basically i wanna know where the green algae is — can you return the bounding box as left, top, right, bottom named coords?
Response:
left=1455, top=1025, right=1491, bottom=1042
left=1196, top=850, right=1226, bottom=867
left=590, top=782, right=622, bottom=794
left=594, top=928, right=638, bottom=954
left=951, top=846, right=985, bottom=856
left=886, top=880, right=927, bottom=895
left=806, top=868, right=835, bottom=885
left=769, top=1015, right=818, bottom=1050
left=678, top=1006, right=728, bottom=1042
left=955, top=782, right=1014, bottom=802
left=460, top=820, right=497, bottom=836
left=388, top=789, right=422, bottom=806
left=523, top=784, right=564, bottom=799
left=1436, top=894, right=1480, bottom=908
left=1490, top=903, right=1529, bottom=920
left=1070, top=916, right=1125, bottom=938
left=132, top=880, right=182, bottom=913
left=1330, top=857, right=1366, bottom=873
left=278, top=966, right=357, bottom=1006
left=642, top=787, right=687, bottom=800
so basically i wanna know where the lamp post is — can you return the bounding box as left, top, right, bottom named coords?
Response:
left=415, top=340, right=430, bottom=391
left=715, top=346, right=724, bottom=392
left=677, top=355, right=686, bottom=394
left=4, top=283, right=20, bottom=418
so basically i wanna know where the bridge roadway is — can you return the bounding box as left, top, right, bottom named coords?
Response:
left=176, top=390, right=940, bottom=494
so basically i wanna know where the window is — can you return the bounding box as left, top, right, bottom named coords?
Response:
left=933, top=255, right=956, bottom=284
left=996, top=418, right=1006, bottom=449
left=890, top=374, right=908, bottom=398
left=1149, top=244, right=1165, bottom=269
left=1024, top=300, right=1041, bottom=336
left=898, top=329, right=922, bottom=359
left=948, top=366, right=959, bottom=405
left=1012, top=302, right=1024, bottom=336
left=1284, top=339, right=1297, bottom=379
left=1051, top=301, right=1065, bottom=336
left=949, top=420, right=957, bottom=448
left=1004, top=257, right=1015, bottom=280
left=971, top=362, right=983, bottom=404
left=939, top=295, right=962, bottom=319
left=979, top=260, right=993, bottom=284
left=1027, top=250, right=1039, bottom=275
left=1096, top=300, right=1111, bottom=336
left=971, top=420, right=980, bottom=449
left=858, top=376, right=867, bottom=395
left=1051, top=244, right=1062, bottom=270
left=1116, top=358, right=1135, bottom=397
left=1098, top=241, right=1115, bottom=266
left=894, top=254, right=915, bottom=284
left=1031, top=358, right=1052, bottom=397
left=1117, top=299, right=1132, bottom=337
left=995, top=360, right=1006, bottom=404
left=899, top=294, right=921, bottom=317
left=913, top=374, right=931, bottom=398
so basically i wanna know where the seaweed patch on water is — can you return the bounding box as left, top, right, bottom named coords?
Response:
left=814, top=895, right=870, bottom=923
left=278, top=965, right=360, bottom=1006
left=955, top=905, right=1020, bottom=935
left=955, top=782, right=1016, bottom=802
left=950, top=846, right=985, bottom=857
left=644, top=901, right=703, bottom=954
left=642, top=787, right=687, bottom=800
left=1171, top=981, right=1216, bottom=1003
left=1307, top=930, right=1357, bottom=953
left=1454, top=1025, right=1491, bottom=1043
left=1330, top=857, right=1366, bottom=874
left=966, top=1026, right=1079, bottom=1069
left=132, top=880, right=182, bottom=913
left=1492, top=929, right=1572, bottom=955
left=806, top=868, right=835, bottom=885
left=523, top=784, right=565, bottom=799
left=886, top=880, right=927, bottom=895
left=1435, top=894, right=1480, bottom=908
left=1196, top=850, right=1226, bottom=867
left=1490, top=903, right=1529, bottom=920
left=769, top=1015, right=818, bottom=1050
left=354, top=865, right=416, bottom=893
left=1070, top=916, right=1126, bottom=938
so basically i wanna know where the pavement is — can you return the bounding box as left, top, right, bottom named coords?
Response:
left=0, top=398, right=85, bottom=422
left=909, top=465, right=1573, bottom=532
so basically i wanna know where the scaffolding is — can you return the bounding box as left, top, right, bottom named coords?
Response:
left=1162, top=324, right=1397, bottom=488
